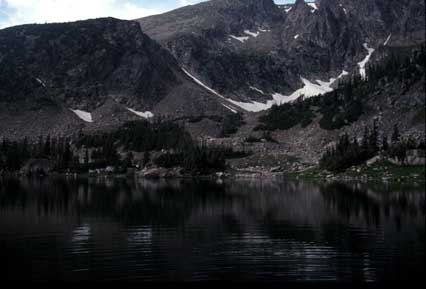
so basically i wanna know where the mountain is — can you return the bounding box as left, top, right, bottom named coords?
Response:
left=137, top=0, right=425, bottom=111
left=0, top=18, right=236, bottom=140
left=0, top=0, right=424, bottom=168
left=136, top=0, right=425, bottom=166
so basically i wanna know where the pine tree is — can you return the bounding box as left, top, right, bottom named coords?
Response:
left=391, top=124, right=401, bottom=145
left=382, top=135, right=389, bottom=151
left=143, top=150, right=151, bottom=167
left=43, top=135, right=51, bottom=157
left=361, top=126, right=369, bottom=154
left=84, top=148, right=89, bottom=166
left=369, top=119, right=379, bottom=154
left=125, top=152, right=134, bottom=168
left=63, top=140, right=72, bottom=169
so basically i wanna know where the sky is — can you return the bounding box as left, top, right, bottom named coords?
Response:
left=0, top=0, right=295, bottom=29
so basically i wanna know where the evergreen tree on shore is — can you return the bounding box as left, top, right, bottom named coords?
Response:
left=320, top=122, right=423, bottom=172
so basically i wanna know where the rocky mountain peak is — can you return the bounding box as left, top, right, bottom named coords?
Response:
left=294, top=0, right=307, bottom=8
left=291, top=0, right=313, bottom=15
left=212, top=0, right=280, bottom=15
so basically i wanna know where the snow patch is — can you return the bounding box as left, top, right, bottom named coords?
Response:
left=244, top=30, right=260, bottom=38
left=294, top=34, right=300, bottom=39
left=230, top=35, right=250, bottom=43
left=249, top=86, right=265, bottom=95
left=307, top=2, right=318, bottom=12
left=339, top=3, right=348, bottom=15
left=126, top=108, right=154, bottom=119
left=258, top=28, right=271, bottom=33
left=384, top=34, right=392, bottom=46
left=71, top=109, right=93, bottom=123
left=358, top=43, right=375, bottom=79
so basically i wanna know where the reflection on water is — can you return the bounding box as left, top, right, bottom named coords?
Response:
left=0, top=177, right=424, bottom=282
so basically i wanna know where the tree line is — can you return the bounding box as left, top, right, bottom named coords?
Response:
left=0, top=136, right=74, bottom=172
left=319, top=122, right=425, bottom=172
left=1, top=119, right=247, bottom=174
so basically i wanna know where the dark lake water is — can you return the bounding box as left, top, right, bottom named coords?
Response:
left=0, top=176, right=424, bottom=282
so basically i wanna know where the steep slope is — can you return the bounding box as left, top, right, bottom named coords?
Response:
left=228, top=46, right=426, bottom=168
left=137, top=0, right=425, bottom=111
left=0, top=18, right=237, bottom=140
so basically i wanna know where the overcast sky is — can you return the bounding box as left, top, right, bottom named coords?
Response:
left=0, top=0, right=295, bottom=29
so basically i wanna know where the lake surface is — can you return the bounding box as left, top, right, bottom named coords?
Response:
left=0, top=176, right=424, bottom=282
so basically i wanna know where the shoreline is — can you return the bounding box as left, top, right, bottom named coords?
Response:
left=1, top=165, right=424, bottom=185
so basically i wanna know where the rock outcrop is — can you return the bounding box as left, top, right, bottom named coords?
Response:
left=0, top=18, right=236, bottom=139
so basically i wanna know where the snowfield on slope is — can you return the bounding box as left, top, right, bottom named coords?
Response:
left=183, top=68, right=349, bottom=113
left=272, top=71, right=349, bottom=106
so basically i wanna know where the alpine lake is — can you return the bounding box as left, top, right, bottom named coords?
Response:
left=0, top=176, right=424, bottom=282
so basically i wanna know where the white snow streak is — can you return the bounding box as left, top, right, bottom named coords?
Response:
left=71, top=109, right=93, bottom=123
left=384, top=34, right=392, bottom=46
left=358, top=43, right=375, bottom=79
left=230, top=35, right=250, bottom=43
left=183, top=67, right=349, bottom=113
left=229, top=28, right=269, bottom=43
left=182, top=68, right=227, bottom=100
left=249, top=86, right=265, bottom=95
left=258, top=28, right=271, bottom=33
left=222, top=103, right=238, bottom=114
left=285, top=7, right=292, bottom=13
left=126, top=108, right=154, bottom=119
left=244, top=30, right=260, bottom=38
left=182, top=67, right=271, bottom=112
left=294, top=34, right=300, bottom=39
left=35, top=77, right=46, bottom=88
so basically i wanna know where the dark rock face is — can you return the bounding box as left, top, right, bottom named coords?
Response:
left=0, top=18, right=180, bottom=110
left=137, top=0, right=425, bottom=103
left=0, top=17, right=235, bottom=139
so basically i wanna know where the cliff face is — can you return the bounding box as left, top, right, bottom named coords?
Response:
left=137, top=0, right=425, bottom=108
left=0, top=18, right=236, bottom=139
left=0, top=18, right=181, bottom=109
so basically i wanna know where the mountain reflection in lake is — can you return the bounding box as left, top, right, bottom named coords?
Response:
left=0, top=177, right=424, bottom=282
